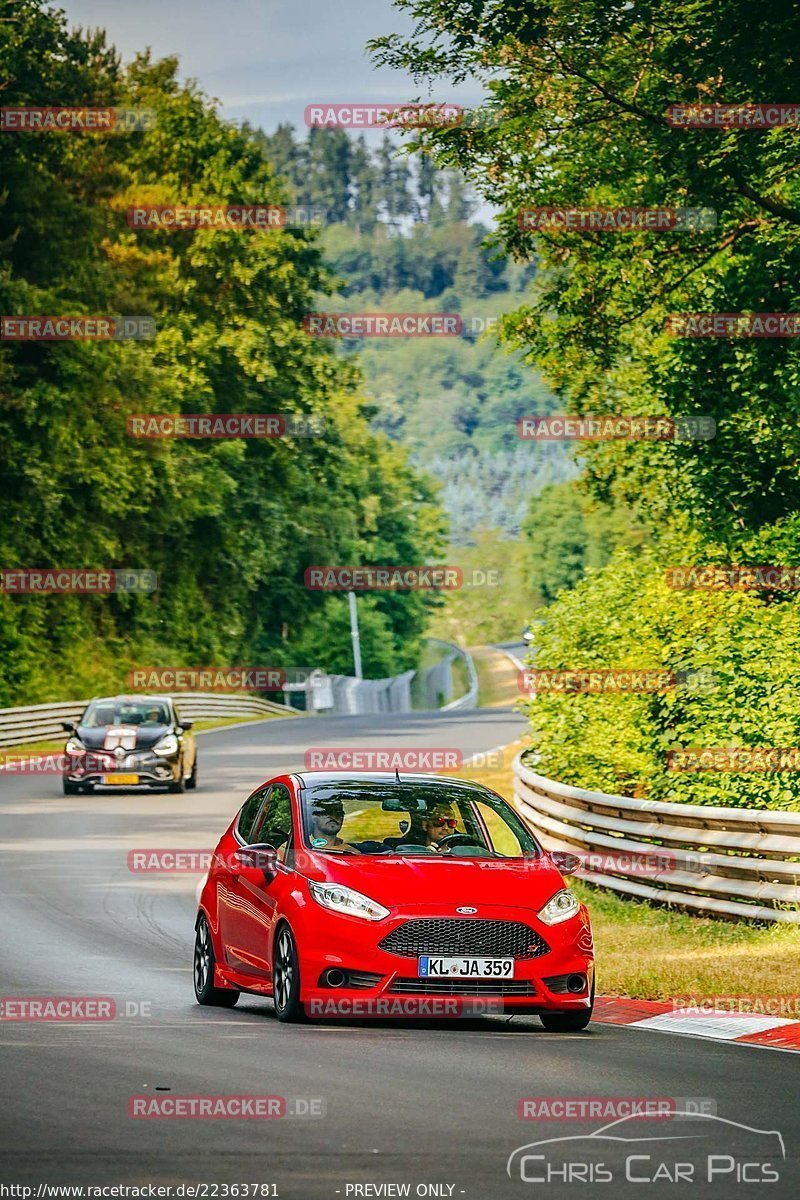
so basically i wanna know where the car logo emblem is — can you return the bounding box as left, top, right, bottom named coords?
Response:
left=456, top=906, right=477, bottom=914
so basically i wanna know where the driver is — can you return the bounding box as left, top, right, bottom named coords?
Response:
left=307, top=798, right=361, bottom=854
left=420, top=803, right=459, bottom=851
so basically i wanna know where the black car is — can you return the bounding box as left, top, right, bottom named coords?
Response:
left=61, top=695, right=198, bottom=795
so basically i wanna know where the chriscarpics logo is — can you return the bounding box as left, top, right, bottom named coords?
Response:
left=507, top=1111, right=786, bottom=1186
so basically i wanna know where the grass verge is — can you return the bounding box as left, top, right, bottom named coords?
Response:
left=471, top=644, right=521, bottom=708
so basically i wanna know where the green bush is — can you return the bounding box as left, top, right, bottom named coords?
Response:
left=523, top=533, right=800, bottom=810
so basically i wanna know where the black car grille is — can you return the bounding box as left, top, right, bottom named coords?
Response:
left=390, top=977, right=537, bottom=997
left=378, top=919, right=549, bottom=960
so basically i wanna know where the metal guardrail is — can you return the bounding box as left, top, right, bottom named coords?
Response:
left=512, top=753, right=800, bottom=924
left=0, top=693, right=296, bottom=749
left=281, top=641, right=478, bottom=716
left=438, top=642, right=479, bottom=712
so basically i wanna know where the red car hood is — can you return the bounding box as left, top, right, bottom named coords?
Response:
left=301, top=852, right=565, bottom=911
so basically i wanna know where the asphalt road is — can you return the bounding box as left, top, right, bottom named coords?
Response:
left=0, top=707, right=797, bottom=1198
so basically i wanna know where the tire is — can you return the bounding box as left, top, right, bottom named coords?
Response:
left=193, top=915, right=239, bottom=1007
left=272, top=924, right=306, bottom=1023
left=168, top=764, right=186, bottom=794
left=540, top=981, right=594, bottom=1032
left=186, top=758, right=198, bottom=790
left=62, top=780, right=81, bottom=795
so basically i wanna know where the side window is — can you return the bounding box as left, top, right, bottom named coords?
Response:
left=252, top=784, right=294, bottom=859
left=238, top=787, right=270, bottom=843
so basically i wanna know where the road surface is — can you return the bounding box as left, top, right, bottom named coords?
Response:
left=0, top=707, right=797, bottom=1197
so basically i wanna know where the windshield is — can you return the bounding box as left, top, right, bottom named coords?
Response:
left=82, top=700, right=171, bottom=728
left=300, top=780, right=541, bottom=858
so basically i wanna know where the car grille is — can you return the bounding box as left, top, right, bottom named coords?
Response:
left=378, top=919, right=549, bottom=960
left=389, top=977, right=537, bottom=997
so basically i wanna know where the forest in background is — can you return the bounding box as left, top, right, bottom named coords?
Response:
left=257, top=123, right=578, bottom=544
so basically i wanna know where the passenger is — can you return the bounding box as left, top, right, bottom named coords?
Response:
left=307, top=798, right=361, bottom=853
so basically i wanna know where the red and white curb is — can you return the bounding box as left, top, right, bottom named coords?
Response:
left=594, top=997, right=800, bottom=1053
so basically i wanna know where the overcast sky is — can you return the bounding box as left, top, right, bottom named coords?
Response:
left=56, top=0, right=484, bottom=135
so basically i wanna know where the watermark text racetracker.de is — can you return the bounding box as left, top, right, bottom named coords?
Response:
left=518, top=1097, right=717, bottom=1121
left=305, top=997, right=504, bottom=1018
left=517, top=207, right=716, bottom=232
left=0, top=106, right=156, bottom=132
left=303, top=747, right=465, bottom=771
left=127, top=203, right=334, bottom=230
left=0, top=752, right=136, bottom=776
left=304, top=312, right=461, bottom=338
left=671, top=994, right=800, bottom=1018
left=666, top=103, right=800, bottom=128
left=127, top=414, right=325, bottom=439
left=304, top=312, right=555, bottom=339
left=0, top=997, right=152, bottom=1020
left=518, top=669, right=715, bottom=695
left=0, top=569, right=157, bottom=594
left=304, top=566, right=500, bottom=590
left=517, top=414, right=715, bottom=442
left=305, top=102, right=462, bottom=129
left=128, top=1095, right=325, bottom=1119
left=666, top=564, right=800, bottom=591
left=667, top=747, right=800, bottom=772
left=126, top=667, right=299, bottom=692
left=666, top=313, right=800, bottom=337
left=1, top=316, right=155, bottom=340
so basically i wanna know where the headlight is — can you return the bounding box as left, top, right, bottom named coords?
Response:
left=309, top=881, right=390, bottom=922
left=153, top=733, right=179, bottom=756
left=538, top=888, right=580, bottom=925
left=65, top=738, right=85, bottom=755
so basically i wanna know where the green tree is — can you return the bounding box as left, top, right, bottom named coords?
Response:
left=370, top=0, right=800, bottom=547
left=0, top=1, right=444, bottom=704
left=520, top=481, right=646, bottom=606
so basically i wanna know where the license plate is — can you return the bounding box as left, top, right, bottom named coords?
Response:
left=418, top=956, right=514, bottom=979
left=102, top=774, right=139, bottom=786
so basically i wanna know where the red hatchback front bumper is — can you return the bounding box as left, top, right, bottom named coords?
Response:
left=292, top=901, right=594, bottom=1018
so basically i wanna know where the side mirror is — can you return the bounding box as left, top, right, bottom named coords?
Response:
left=550, top=850, right=582, bottom=877
left=61, top=722, right=76, bottom=734
left=180, top=721, right=194, bottom=732
left=235, top=843, right=278, bottom=881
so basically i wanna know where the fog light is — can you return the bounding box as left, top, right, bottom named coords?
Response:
left=324, top=969, right=346, bottom=988
left=567, top=973, right=586, bottom=993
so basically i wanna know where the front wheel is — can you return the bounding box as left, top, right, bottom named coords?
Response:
left=168, top=765, right=186, bottom=794
left=272, top=925, right=306, bottom=1023
left=63, top=780, right=82, bottom=795
left=186, top=758, right=198, bottom=790
left=193, top=916, right=239, bottom=1007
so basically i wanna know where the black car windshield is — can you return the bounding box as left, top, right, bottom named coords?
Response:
left=299, top=780, right=541, bottom=858
left=82, top=700, right=171, bottom=728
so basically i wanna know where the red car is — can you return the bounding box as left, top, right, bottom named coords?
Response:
left=194, top=772, right=594, bottom=1029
